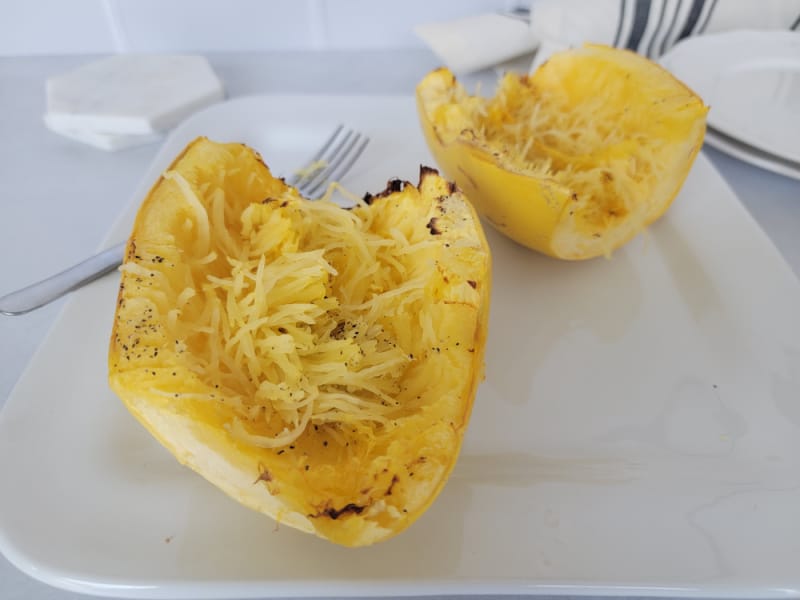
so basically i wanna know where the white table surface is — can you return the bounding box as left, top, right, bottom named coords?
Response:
left=1, top=49, right=799, bottom=600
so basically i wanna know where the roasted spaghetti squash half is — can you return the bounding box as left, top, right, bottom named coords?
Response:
left=108, top=138, right=490, bottom=547
left=417, top=44, right=708, bottom=260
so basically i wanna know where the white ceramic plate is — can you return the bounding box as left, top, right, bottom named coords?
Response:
left=703, top=126, right=800, bottom=182
left=1, top=95, right=800, bottom=600
left=661, top=31, right=800, bottom=176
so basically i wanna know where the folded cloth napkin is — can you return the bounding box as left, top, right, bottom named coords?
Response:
left=414, top=12, right=538, bottom=74
left=414, top=0, right=800, bottom=74
left=529, top=0, right=800, bottom=69
left=45, top=54, right=225, bottom=151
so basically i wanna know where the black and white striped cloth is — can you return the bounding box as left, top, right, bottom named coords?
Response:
left=529, top=0, right=800, bottom=68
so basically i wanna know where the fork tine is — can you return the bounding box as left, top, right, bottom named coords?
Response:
left=287, top=124, right=344, bottom=188
left=297, top=129, right=354, bottom=195
left=304, top=135, right=370, bottom=199
left=287, top=125, right=370, bottom=199
left=305, top=132, right=361, bottom=197
left=329, top=136, right=370, bottom=189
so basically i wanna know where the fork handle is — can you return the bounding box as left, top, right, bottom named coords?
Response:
left=0, top=242, right=125, bottom=316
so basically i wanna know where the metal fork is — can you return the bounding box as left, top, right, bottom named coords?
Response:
left=0, top=126, right=369, bottom=316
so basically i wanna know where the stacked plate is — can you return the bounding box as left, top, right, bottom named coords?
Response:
left=44, top=54, right=225, bottom=151
left=661, top=30, right=800, bottom=180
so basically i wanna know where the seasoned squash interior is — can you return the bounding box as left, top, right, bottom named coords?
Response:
left=109, top=138, right=491, bottom=546
left=417, top=45, right=708, bottom=259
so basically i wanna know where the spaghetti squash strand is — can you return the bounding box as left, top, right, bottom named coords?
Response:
left=158, top=181, right=448, bottom=448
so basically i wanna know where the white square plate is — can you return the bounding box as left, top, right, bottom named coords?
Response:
left=1, top=95, right=800, bottom=599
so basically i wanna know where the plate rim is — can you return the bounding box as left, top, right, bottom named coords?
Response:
left=661, top=30, right=800, bottom=164
left=704, top=126, right=800, bottom=181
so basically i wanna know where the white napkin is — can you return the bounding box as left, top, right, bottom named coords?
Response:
left=414, top=13, right=538, bottom=75
left=44, top=54, right=225, bottom=151
left=414, top=0, right=800, bottom=75
left=529, top=0, right=800, bottom=69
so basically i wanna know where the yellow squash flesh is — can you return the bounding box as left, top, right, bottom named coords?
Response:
left=416, top=44, right=708, bottom=260
left=108, top=137, right=491, bottom=547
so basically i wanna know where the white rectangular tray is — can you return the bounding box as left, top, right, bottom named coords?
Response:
left=1, top=95, right=799, bottom=599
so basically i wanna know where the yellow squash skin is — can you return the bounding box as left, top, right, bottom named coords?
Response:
left=108, top=138, right=491, bottom=547
left=416, top=44, right=708, bottom=260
